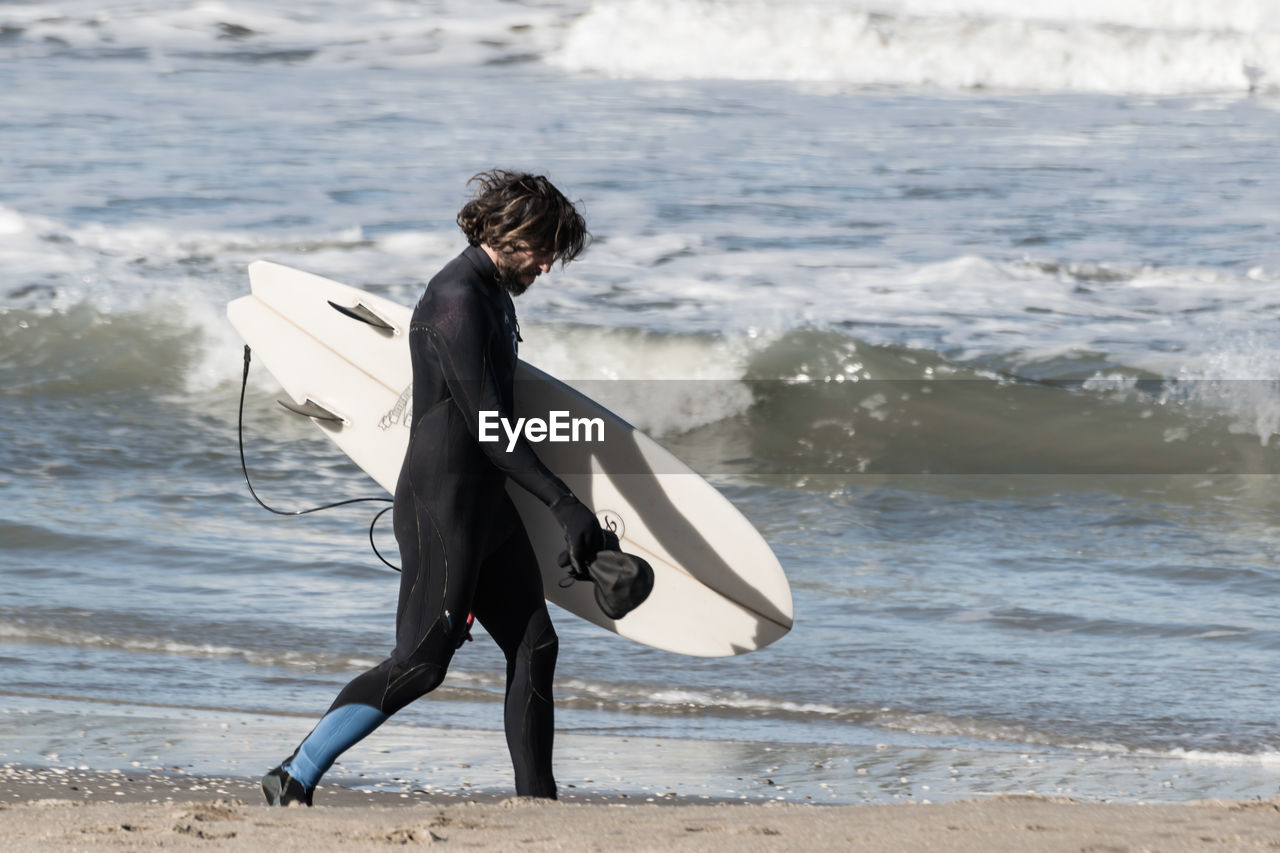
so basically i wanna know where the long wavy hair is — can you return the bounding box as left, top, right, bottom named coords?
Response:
left=456, top=170, right=590, bottom=264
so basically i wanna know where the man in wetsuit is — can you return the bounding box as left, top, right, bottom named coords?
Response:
left=262, top=170, right=603, bottom=805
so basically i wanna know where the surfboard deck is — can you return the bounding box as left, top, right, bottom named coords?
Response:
left=227, top=260, right=792, bottom=657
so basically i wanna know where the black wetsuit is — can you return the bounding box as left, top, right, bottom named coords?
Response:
left=281, top=245, right=579, bottom=798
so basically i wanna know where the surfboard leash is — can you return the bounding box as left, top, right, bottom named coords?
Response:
left=238, top=345, right=401, bottom=572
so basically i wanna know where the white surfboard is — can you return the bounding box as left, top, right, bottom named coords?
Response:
left=227, top=261, right=792, bottom=657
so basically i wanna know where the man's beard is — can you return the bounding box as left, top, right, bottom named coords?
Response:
left=493, top=258, right=537, bottom=296
left=494, top=272, right=531, bottom=296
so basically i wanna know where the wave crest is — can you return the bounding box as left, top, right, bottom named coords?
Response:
left=552, top=0, right=1280, bottom=94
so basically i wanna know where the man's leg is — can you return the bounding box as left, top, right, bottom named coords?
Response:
left=267, top=484, right=474, bottom=803
left=472, top=526, right=559, bottom=799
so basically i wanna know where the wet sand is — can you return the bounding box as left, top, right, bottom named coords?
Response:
left=2, top=766, right=1278, bottom=851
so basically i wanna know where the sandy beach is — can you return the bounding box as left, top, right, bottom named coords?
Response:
left=0, top=766, right=1277, bottom=852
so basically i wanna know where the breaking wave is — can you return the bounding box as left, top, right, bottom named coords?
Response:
left=552, top=0, right=1280, bottom=94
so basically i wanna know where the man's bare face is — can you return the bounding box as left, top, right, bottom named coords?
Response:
left=495, top=247, right=555, bottom=295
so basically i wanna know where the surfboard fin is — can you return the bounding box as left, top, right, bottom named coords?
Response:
left=277, top=397, right=347, bottom=425
left=328, top=300, right=397, bottom=335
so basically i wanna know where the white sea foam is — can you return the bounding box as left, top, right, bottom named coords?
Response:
left=884, top=0, right=1280, bottom=32
left=552, top=0, right=1280, bottom=94
left=558, top=679, right=852, bottom=717
left=6, top=617, right=1280, bottom=768
left=1174, top=332, right=1280, bottom=447
left=0, top=619, right=384, bottom=670
left=524, top=326, right=754, bottom=434
left=0, top=0, right=563, bottom=68
left=1165, top=749, right=1280, bottom=765
left=552, top=680, right=1280, bottom=764
left=9, top=0, right=1279, bottom=93
left=7, top=198, right=1280, bottom=440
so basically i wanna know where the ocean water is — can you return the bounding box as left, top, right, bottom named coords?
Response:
left=3, top=0, right=1280, bottom=804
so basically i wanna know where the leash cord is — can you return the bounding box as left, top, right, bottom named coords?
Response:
left=238, top=345, right=400, bottom=572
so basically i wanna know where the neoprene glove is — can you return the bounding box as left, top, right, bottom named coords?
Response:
left=550, top=495, right=604, bottom=571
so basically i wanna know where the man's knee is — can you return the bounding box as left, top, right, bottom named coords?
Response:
left=390, top=652, right=447, bottom=688
left=519, top=609, right=558, bottom=672
left=385, top=626, right=457, bottom=710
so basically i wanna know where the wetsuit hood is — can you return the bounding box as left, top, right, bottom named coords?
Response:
left=559, top=529, right=655, bottom=621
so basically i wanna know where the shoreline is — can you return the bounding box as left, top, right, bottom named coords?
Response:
left=2, top=767, right=1279, bottom=852
left=0, top=764, right=713, bottom=808
left=5, top=689, right=1280, bottom=808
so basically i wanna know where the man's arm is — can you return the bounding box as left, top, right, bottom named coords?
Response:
left=416, top=287, right=602, bottom=564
